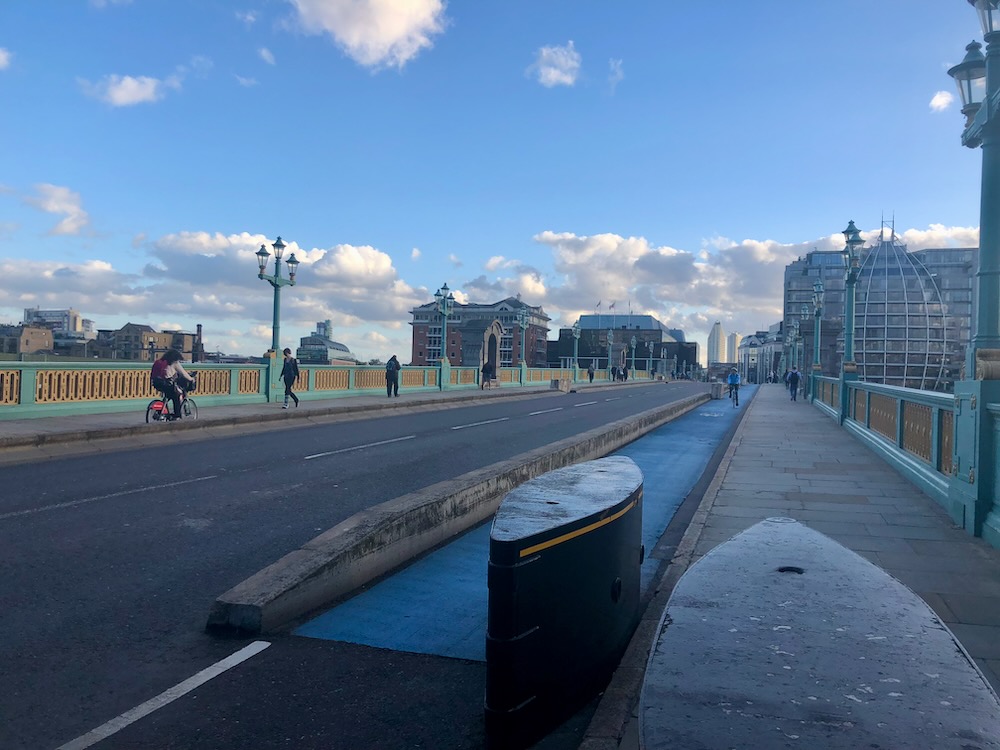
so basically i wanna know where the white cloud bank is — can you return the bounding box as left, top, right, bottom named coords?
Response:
left=0, top=48, right=12, bottom=70
left=930, top=90, right=954, bottom=112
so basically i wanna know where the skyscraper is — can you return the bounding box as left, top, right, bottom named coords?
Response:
left=707, top=321, right=726, bottom=365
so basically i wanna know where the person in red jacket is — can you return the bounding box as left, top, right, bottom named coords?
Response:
left=150, top=349, right=195, bottom=420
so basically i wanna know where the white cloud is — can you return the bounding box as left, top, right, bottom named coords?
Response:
left=930, top=90, right=954, bottom=112
left=528, top=41, right=581, bottom=88
left=448, top=253, right=463, bottom=267
left=79, top=74, right=165, bottom=106
left=24, top=184, right=91, bottom=235
left=0, top=48, right=12, bottom=70
left=289, top=0, right=447, bottom=70
left=236, top=11, right=257, bottom=26
left=259, top=47, right=276, bottom=65
left=236, top=75, right=258, bottom=87
left=608, top=58, right=623, bottom=93
left=78, top=57, right=211, bottom=107
left=411, top=247, right=421, bottom=260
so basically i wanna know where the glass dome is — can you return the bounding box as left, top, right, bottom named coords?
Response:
left=852, top=226, right=956, bottom=392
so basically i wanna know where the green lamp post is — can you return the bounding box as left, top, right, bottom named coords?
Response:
left=630, top=335, right=637, bottom=374
left=433, top=282, right=455, bottom=389
left=256, top=236, right=300, bottom=354
left=947, top=0, right=1000, bottom=541
left=256, top=236, right=299, bottom=402
left=647, top=339, right=654, bottom=377
left=839, top=220, right=864, bottom=423
left=607, top=329, right=614, bottom=378
left=572, top=319, right=581, bottom=371
left=812, top=278, right=824, bottom=400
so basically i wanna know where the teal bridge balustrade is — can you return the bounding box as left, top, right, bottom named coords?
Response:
left=0, top=360, right=646, bottom=421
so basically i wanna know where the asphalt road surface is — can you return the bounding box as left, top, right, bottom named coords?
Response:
left=1, top=382, right=709, bottom=750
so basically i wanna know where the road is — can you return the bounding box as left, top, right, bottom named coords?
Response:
left=1, top=381, right=706, bottom=750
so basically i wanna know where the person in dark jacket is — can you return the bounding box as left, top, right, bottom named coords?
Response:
left=281, top=348, right=299, bottom=408
left=787, top=368, right=801, bottom=402
left=481, top=360, right=495, bottom=390
left=386, top=355, right=401, bottom=397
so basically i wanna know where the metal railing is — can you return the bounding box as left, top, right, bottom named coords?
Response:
left=0, top=361, right=654, bottom=420
left=812, top=376, right=954, bottom=507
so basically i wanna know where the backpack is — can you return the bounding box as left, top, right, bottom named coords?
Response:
left=386, top=359, right=398, bottom=374
left=150, top=358, right=169, bottom=383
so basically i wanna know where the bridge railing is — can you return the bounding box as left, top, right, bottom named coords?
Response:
left=812, top=375, right=954, bottom=508
left=0, top=361, right=651, bottom=420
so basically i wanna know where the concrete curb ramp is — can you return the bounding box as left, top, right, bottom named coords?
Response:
left=206, top=392, right=709, bottom=635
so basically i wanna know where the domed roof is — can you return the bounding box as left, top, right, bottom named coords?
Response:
left=854, top=228, right=955, bottom=391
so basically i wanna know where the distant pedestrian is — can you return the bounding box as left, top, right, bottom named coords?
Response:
left=386, top=355, right=401, bottom=397
left=587, top=362, right=595, bottom=383
left=782, top=369, right=790, bottom=390
left=281, top=348, right=300, bottom=409
left=481, top=360, right=495, bottom=390
left=787, top=368, right=801, bottom=401
left=611, top=365, right=618, bottom=381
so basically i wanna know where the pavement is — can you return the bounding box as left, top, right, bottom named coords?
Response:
left=581, top=382, right=1000, bottom=750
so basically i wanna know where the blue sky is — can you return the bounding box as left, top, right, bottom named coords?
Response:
left=0, top=1, right=986, bottom=362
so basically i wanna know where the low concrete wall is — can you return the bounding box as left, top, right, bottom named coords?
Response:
left=206, top=392, right=709, bottom=635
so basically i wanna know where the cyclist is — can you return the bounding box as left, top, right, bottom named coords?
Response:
left=151, top=349, right=195, bottom=420
left=726, top=367, right=741, bottom=406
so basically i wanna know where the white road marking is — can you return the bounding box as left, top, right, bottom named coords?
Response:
left=452, top=417, right=509, bottom=430
left=604, top=397, right=622, bottom=402
left=528, top=408, right=563, bottom=416
left=574, top=401, right=598, bottom=407
left=305, top=434, right=415, bottom=460
left=0, top=476, right=218, bottom=521
left=56, top=641, right=271, bottom=750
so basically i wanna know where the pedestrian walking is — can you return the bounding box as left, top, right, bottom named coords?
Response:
left=385, top=354, right=401, bottom=397
left=787, top=367, right=801, bottom=401
left=281, top=348, right=300, bottom=409
left=587, top=362, right=595, bottom=383
left=481, top=360, right=495, bottom=390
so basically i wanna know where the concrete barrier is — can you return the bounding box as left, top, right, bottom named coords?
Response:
left=640, top=518, right=1000, bottom=749
left=205, top=393, right=708, bottom=635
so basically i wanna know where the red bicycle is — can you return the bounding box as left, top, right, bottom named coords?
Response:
left=146, top=376, right=198, bottom=423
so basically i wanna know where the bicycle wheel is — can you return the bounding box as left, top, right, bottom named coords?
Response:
left=146, top=400, right=163, bottom=423
left=182, top=398, right=198, bottom=420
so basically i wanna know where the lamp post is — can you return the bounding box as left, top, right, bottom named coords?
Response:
left=839, top=220, right=864, bottom=424
left=607, top=329, right=614, bottom=378
left=256, top=236, right=300, bottom=354
left=812, top=278, right=824, bottom=400
left=572, top=319, right=581, bottom=372
left=517, top=307, right=529, bottom=366
left=647, top=340, right=654, bottom=377
left=946, top=1, right=1000, bottom=541
left=434, top=282, right=455, bottom=389
left=630, top=335, right=637, bottom=375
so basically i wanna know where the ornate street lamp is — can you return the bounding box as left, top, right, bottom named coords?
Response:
left=256, top=235, right=299, bottom=355
left=812, top=278, right=824, bottom=400
left=607, top=329, right=614, bottom=377
left=572, top=319, right=581, bottom=369
left=630, top=335, right=637, bottom=374
left=946, top=1, right=1000, bottom=540
left=517, top=306, right=529, bottom=366
left=433, top=283, right=455, bottom=364
left=647, top=339, right=654, bottom=376
left=837, top=219, right=865, bottom=424
left=842, top=220, right=864, bottom=368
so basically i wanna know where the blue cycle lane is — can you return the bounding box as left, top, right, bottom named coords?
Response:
left=293, top=387, right=754, bottom=661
